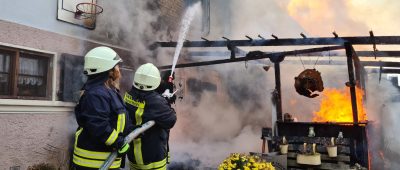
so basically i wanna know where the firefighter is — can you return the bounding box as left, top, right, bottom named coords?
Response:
left=72, top=46, right=132, bottom=169
left=124, top=63, right=177, bottom=170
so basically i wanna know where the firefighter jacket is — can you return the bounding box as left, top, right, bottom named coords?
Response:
left=72, top=74, right=131, bottom=169
left=124, top=88, right=177, bottom=170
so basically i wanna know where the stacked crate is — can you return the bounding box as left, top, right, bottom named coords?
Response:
left=261, top=122, right=369, bottom=169
left=274, top=136, right=352, bottom=169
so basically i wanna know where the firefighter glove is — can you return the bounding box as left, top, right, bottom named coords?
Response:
left=118, top=143, right=130, bottom=156
left=113, top=136, right=129, bottom=156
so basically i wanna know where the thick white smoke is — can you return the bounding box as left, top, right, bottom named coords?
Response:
left=170, top=65, right=272, bottom=168
left=91, top=0, right=172, bottom=65
left=365, top=71, right=400, bottom=169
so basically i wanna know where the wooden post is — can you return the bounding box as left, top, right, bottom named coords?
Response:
left=345, top=42, right=358, bottom=123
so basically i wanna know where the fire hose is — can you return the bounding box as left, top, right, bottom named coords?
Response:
left=100, top=120, right=155, bottom=170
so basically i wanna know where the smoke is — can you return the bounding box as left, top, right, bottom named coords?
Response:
left=170, top=1, right=338, bottom=168
left=207, top=0, right=305, bottom=39
left=170, top=64, right=272, bottom=168
left=90, top=0, right=172, bottom=66
left=364, top=71, right=400, bottom=169
left=344, top=0, right=400, bottom=36
left=207, top=0, right=400, bottom=39
left=277, top=0, right=400, bottom=38
left=283, top=0, right=369, bottom=37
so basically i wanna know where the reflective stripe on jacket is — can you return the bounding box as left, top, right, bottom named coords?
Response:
left=73, top=75, right=131, bottom=169
left=124, top=88, right=176, bottom=170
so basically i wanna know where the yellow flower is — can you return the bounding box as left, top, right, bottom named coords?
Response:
left=249, top=158, right=255, bottom=163
left=218, top=153, right=275, bottom=170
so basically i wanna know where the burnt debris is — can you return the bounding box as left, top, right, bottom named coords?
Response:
left=294, top=69, right=324, bottom=98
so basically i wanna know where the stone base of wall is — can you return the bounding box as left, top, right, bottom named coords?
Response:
left=0, top=113, right=77, bottom=170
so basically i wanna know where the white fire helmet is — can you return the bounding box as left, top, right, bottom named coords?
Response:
left=133, top=63, right=161, bottom=91
left=84, top=46, right=122, bottom=75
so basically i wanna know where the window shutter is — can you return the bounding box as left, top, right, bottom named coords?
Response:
left=60, top=53, right=86, bottom=102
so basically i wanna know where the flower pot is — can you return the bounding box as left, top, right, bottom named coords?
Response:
left=279, top=144, right=288, bottom=154
left=326, top=146, right=337, bottom=157
left=296, top=153, right=321, bottom=165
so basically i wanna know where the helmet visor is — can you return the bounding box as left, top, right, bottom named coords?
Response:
left=114, top=54, right=123, bottom=62
left=134, top=82, right=153, bottom=90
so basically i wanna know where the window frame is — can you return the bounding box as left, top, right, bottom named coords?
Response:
left=0, top=45, right=54, bottom=100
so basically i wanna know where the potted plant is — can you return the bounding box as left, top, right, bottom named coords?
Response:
left=279, top=136, right=289, bottom=154
left=326, top=137, right=338, bottom=157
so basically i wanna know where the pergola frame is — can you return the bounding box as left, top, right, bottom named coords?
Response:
left=157, top=35, right=400, bottom=123
left=156, top=35, right=400, bottom=168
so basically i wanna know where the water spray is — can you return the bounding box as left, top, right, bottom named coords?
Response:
left=169, top=2, right=201, bottom=82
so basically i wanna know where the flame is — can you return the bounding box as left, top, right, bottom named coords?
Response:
left=312, top=87, right=367, bottom=122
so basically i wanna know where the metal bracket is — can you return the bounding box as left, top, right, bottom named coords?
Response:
left=201, top=37, right=209, bottom=41
left=270, top=54, right=285, bottom=63
left=222, top=36, right=236, bottom=59
left=333, top=31, right=339, bottom=38
left=271, top=34, right=279, bottom=40
left=245, top=35, right=253, bottom=41
left=369, top=31, right=378, bottom=59
left=227, top=42, right=235, bottom=59
left=300, top=32, right=307, bottom=39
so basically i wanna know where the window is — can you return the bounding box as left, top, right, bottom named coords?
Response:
left=0, top=50, right=12, bottom=95
left=0, top=46, right=53, bottom=100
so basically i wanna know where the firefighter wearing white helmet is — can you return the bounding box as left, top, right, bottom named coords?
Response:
left=133, top=63, right=161, bottom=91
left=84, top=46, right=122, bottom=75
left=73, top=46, right=132, bottom=170
left=124, top=63, right=176, bottom=170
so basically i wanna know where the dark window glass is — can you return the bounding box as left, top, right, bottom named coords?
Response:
left=17, top=53, right=49, bottom=97
left=0, top=52, right=12, bottom=95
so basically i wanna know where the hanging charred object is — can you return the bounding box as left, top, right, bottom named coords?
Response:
left=294, top=69, right=324, bottom=98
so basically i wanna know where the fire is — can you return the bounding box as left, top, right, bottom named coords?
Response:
left=312, top=87, right=367, bottom=122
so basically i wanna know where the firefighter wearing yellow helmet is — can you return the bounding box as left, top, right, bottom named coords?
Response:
left=72, top=46, right=132, bottom=169
left=124, top=63, right=177, bottom=170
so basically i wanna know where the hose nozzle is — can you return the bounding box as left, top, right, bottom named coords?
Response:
left=168, top=76, right=174, bottom=83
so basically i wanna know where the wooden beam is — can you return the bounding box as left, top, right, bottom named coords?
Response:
left=157, top=36, right=400, bottom=48
left=344, top=42, right=358, bottom=123
left=381, top=68, right=400, bottom=74
left=361, top=61, right=400, bottom=67
left=356, top=51, right=400, bottom=57
left=187, top=51, right=400, bottom=58
left=158, top=46, right=344, bottom=69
